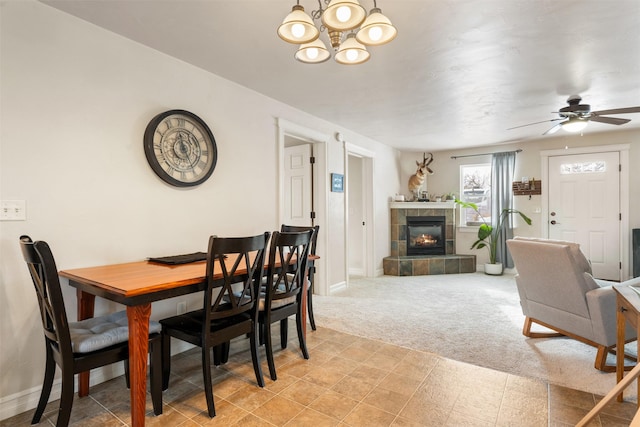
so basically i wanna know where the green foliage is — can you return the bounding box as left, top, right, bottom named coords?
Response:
left=455, top=199, right=532, bottom=264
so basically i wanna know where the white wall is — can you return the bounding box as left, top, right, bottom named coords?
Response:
left=400, top=130, right=640, bottom=266
left=0, top=1, right=400, bottom=418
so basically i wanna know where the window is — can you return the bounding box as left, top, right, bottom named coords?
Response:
left=460, top=164, right=492, bottom=226
left=560, top=161, right=606, bottom=174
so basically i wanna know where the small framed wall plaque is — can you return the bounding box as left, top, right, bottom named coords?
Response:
left=331, top=173, right=344, bottom=192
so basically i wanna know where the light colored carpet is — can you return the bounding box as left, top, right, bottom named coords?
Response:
left=313, top=272, right=637, bottom=400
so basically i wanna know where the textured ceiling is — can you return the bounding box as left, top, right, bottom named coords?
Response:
left=41, top=0, right=640, bottom=151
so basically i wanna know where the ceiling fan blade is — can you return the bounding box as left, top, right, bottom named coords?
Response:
left=507, top=118, right=564, bottom=130
left=589, top=116, right=631, bottom=125
left=591, top=106, right=640, bottom=115
left=543, top=122, right=564, bottom=135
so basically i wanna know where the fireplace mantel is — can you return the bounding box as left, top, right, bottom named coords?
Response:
left=389, top=201, right=455, bottom=209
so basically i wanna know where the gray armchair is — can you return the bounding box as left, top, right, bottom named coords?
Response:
left=507, top=236, right=639, bottom=371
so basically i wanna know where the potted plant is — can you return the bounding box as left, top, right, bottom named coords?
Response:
left=455, top=199, right=532, bottom=275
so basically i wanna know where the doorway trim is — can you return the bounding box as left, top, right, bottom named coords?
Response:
left=277, top=118, right=330, bottom=295
left=540, top=143, right=630, bottom=280
left=344, top=142, right=376, bottom=286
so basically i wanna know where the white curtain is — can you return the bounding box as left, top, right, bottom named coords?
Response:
left=491, top=151, right=516, bottom=267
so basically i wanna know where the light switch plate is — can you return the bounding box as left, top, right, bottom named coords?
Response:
left=0, top=200, right=27, bottom=221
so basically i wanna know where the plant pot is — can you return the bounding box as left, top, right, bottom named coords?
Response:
left=484, top=262, right=503, bottom=276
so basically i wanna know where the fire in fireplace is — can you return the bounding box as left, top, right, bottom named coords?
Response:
left=406, top=216, right=446, bottom=255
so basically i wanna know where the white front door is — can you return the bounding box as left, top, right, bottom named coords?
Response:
left=548, top=151, right=620, bottom=280
left=284, top=144, right=312, bottom=227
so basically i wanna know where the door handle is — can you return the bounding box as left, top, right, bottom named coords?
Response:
left=550, top=220, right=557, bottom=225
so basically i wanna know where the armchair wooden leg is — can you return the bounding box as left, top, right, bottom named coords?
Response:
left=595, top=345, right=613, bottom=372
left=595, top=345, right=637, bottom=372
left=523, top=317, right=637, bottom=372
left=522, top=316, right=564, bottom=338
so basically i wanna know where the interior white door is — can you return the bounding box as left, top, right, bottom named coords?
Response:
left=348, top=155, right=365, bottom=276
left=284, top=144, right=312, bottom=226
left=548, top=151, right=620, bottom=280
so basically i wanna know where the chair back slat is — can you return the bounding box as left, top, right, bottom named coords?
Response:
left=280, top=225, right=318, bottom=256
left=265, top=231, right=313, bottom=305
left=19, top=236, right=73, bottom=355
left=204, top=233, right=270, bottom=323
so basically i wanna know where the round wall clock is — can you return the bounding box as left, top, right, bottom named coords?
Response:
left=143, top=109, right=217, bottom=187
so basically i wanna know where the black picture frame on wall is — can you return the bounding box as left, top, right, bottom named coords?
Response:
left=331, top=173, right=344, bottom=192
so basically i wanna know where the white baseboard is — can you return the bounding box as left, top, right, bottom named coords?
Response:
left=0, top=365, right=121, bottom=421
left=348, top=268, right=364, bottom=277
left=0, top=340, right=194, bottom=422
left=330, top=281, right=347, bottom=293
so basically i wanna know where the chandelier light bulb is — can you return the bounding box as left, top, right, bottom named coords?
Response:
left=368, top=26, right=383, bottom=42
left=291, top=23, right=305, bottom=38
left=336, top=6, right=352, bottom=22
left=306, top=47, right=319, bottom=59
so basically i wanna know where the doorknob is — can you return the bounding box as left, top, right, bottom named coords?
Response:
left=550, top=212, right=556, bottom=216
left=550, top=220, right=557, bottom=225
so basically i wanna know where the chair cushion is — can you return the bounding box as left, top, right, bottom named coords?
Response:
left=258, top=295, right=296, bottom=311
left=69, top=311, right=161, bottom=353
left=258, top=274, right=297, bottom=311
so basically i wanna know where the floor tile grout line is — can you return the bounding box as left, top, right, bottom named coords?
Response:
left=88, top=394, right=128, bottom=426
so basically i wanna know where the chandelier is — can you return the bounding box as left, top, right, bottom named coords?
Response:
left=277, top=0, right=397, bottom=65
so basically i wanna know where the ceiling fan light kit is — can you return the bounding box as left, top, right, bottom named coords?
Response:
left=278, top=0, right=396, bottom=65
left=561, top=117, right=589, bottom=133
left=508, top=95, right=640, bottom=136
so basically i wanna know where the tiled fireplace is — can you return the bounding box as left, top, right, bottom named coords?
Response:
left=383, top=201, right=475, bottom=276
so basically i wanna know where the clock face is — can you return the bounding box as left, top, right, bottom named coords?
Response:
left=144, top=110, right=217, bottom=187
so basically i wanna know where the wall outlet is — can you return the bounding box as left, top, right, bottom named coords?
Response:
left=177, top=301, right=187, bottom=315
left=0, top=200, right=26, bottom=221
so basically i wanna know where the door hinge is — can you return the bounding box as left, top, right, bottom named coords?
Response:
left=310, top=156, right=316, bottom=164
left=620, top=261, right=623, bottom=269
left=619, top=164, right=622, bottom=172
left=310, top=211, right=316, bottom=219
left=620, top=213, right=622, bottom=221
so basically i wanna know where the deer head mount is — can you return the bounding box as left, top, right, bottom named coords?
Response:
left=407, top=152, right=434, bottom=200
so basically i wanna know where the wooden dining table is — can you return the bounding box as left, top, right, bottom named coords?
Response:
left=59, top=253, right=317, bottom=427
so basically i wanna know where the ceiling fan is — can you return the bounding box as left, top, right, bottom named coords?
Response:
left=508, top=95, right=640, bottom=135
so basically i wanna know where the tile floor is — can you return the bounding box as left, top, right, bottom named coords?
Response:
left=1, top=326, right=637, bottom=426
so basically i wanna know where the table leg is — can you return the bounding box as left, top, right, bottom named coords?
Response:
left=637, top=315, right=640, bottom=408
left=76, top=289, right=95, bottom=398
left=617, top=303, right=625, bottom=402
left=127, top=304, right=151, bottom=427
left=578, top=362, right=640, bottom=426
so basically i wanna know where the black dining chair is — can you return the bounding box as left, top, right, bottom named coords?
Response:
left=259, top=230, right=313, bottom=381
left=159, top=232, right=269, bottom=418
left=280, top=224, right=319, bottom=331
left=19, top=235, right=163, bottom=427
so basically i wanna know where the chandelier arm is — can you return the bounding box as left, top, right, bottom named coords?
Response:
left=311, top=0, right=323, bottom=21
